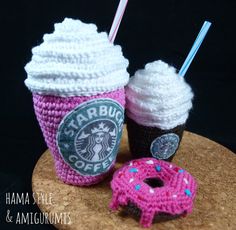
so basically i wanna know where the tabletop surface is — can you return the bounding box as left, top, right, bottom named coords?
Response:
left=32, top=127, right=236, bottom=230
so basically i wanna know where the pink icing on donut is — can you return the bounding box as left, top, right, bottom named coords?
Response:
left=109, top=158, right=197, bottom=227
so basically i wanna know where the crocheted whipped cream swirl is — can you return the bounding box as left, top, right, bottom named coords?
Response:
left=126, top=60, right=193, bottom=130
left=25, top=18, right=129, bottom=96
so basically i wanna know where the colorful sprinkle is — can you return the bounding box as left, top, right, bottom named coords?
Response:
left=129, top=178, right=134, bottom=183
left=129, top=162, right=133, bottom=166
left=149, top=189, right=155, bottom=194
left=135, top=184, right=141, bottom=190
left=183, top=178, right=189, bottom=184
left=173, top=194, right=177, bottom=198
left=178, top=169, right=185, bottom=173
left=146, top=160, right=154, bottom=165
left=185, top=189, right=192, bottom=197
left=138, top=195, right=145, bottom=201
left=169, top=164, right=173, bottom=168
left=133, top=160, right=141, bottom=165
left=156, top=165, right=161, bottom=172
left=129, top=168, right=138, bottom=173
left=118, top=172, right=124, bottom=178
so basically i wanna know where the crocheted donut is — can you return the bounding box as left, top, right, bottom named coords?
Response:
left=109, top=158, right=197, bottom=228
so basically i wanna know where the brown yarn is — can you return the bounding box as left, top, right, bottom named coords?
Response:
left=126, top=117, right=185, bottom=161
left=124, top=202, right=184, bottom=223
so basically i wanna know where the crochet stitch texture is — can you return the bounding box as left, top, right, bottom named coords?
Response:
left=25, top=18, right=129, bottom=97
left=110, top=158, right=197, bottom=227
left=126, top=117, right=185, bottom=160
left=126, top=60, right=193, bottom=130
left=24, top=18, right=129, bottom=185
left=33, top=89, right=125, bottom=186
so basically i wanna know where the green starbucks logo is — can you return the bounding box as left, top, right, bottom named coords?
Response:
left=75, top=121, right=116, bottom=162
left=56, top=99, right=124, bottom=176
left=150, top=133, right=180, bottom=159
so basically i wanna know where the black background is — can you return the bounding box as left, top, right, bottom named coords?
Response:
left=0, top=0, right=235, bottom=229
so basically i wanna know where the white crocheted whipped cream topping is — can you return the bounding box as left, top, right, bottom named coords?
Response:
left=25, top=18, right=129, bottom=96
left=126, top=60, right=193, bottom=130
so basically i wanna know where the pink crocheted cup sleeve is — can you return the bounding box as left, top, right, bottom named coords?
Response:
left=109, top=158, right=197, bottom=227
left=33, top=88, right=125, bottom=186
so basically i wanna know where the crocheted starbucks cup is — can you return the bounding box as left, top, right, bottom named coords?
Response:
left=110, top=158, right=197, bottom=228
left=25, top=18, right=129, bottom=186
left=126, top=60, right=193, bottom=161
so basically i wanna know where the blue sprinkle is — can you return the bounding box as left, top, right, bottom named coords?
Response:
left=135, top=184, right=141, bottom=190
left=185, top=189, right=192, bottom=197
left=156, top=165, right=161, bottom=172
left=179, top=169, right=185, bottom=173
left=129, top=168, right=138, bottom=173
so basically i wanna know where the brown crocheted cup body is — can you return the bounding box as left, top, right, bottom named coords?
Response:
left=126, top=117, right=185, bottom=161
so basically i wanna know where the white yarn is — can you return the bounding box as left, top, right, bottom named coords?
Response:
left=126, top=60, right=194, bottom=130
left=25, top=18, right=129, bottom=96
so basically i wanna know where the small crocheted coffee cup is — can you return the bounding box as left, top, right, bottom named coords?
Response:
left=126, top=61, right=193, bottom=161
left=25, top=18, right=129, bottom=186
left=110, top=158, right=197, bottom=228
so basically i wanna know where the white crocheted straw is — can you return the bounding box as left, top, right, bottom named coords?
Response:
left=126, top=60, right=194, bottom=130
left=25, top=18, right=129, bottom=97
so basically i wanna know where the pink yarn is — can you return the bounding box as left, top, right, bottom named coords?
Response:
left=33, top=88, right=125, bottom=186
left=109, top=158, right=197, bottom=228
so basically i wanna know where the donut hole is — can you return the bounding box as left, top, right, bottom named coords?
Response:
left=144, top=177, right=164, bottom=188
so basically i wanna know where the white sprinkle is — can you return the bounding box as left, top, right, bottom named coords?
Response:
left=173, top=194, right=177, bottom=198
left=129, top=178, right=134, bottom=183
left=146, top=160, right=154, bottom=164
left=169, top=165, right=173, bottom=168
left=149, top=189, right=155, bottom=194
left=184, top=178, right=189, bottom=184
left=129, top=162, right=133, bottom=166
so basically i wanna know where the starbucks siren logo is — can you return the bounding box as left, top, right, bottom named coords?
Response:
left=150, top=133, right=180, bottom=159
left=75, top=122, right=116, bottom=162
left=57, top=99, right=124, bottom=176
